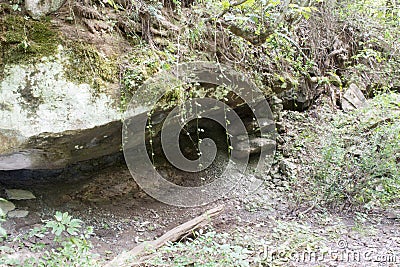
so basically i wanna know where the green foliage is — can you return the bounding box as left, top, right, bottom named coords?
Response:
left=105, top=0, right=120, bottom=10
left=45, top=211, right=83, bottom=236
left=143, top=221, right=327, bottom=266
left=0, top=15, right=60, bottom=64
left=338, top=0, right=400, bottom=92
left=312, top=93, right=400, bottom=209
left=0, top=212, right=100, bottom=267
left=147, top=230, right=259, bottom=266
left=64, top=42, right=118, bottom=91
left=120, top=44, right=178, bottom=109
left=10, top=0, right=22, bottom=12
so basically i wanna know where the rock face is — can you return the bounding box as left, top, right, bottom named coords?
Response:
left=25, top=0, right=66, bottom=19
left=270, top=96, right=284, bottom=133
left=341, top=83, right=367, bottom=112
left=233, top=136, right=276, bottom=158
left=7, top=210, right=29, bottom=218
left=279, top=78, right=317, bottom=111
left=0, top=49, right=121, bottom=170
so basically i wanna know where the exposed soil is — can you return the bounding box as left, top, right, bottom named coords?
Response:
left=1, top=101, right=400, bottom=266
left=1, top=1, right=399, bottom=265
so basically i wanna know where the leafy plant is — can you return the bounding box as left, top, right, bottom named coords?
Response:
left=45, top=211, right=83, bottom=236
left=311, top=93, right=400, bottom=210
left=144, top=219, right=328, bottom=266
left=0, top=211, right=100, bottom=267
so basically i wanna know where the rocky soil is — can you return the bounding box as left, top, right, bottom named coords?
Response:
left=1, top=95, right=399, bottom=266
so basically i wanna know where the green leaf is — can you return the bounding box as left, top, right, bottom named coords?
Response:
left=270, top=0, right=281, bottom=6
left=54, top=226, right=64, bottom=236
left=221, top=0, right=230, bottom=10
left=0, top=227, right=6, bottom=237
left=45, top=221, right=57, bottom=229
left=67, top=227, right=78, bottom=236
left=62, top=212, right=70, bottom=223
left=54, top=211, right=63, bottom=222
left=69, top=219, right=83, bottom=228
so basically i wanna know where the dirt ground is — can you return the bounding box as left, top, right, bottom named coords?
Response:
left=1, top=2, right=399, bottom=265
left=1, top=104, right=400, bottom=266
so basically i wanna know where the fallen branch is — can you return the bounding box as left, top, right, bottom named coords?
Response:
left=104, top=205, right=225, bottom=267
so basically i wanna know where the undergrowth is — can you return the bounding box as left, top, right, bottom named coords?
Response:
left=144, top=221, right=327, bottom=267
left=303, top=93, right=400, bottom=210
left=0, top=212, right=100, bottom=267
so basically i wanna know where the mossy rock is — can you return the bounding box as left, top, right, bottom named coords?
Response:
left=25, top=0, right=66, bottom=19
left=0, top=15, right=60, bottom=65
left=0, top=3, right=13, bottom=14
left=63, top=42, right=119, bottom=91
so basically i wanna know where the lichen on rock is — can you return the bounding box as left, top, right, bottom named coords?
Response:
left=0, top=53, right=120, bottom=137
left=0, top=44, right=122, bottom=170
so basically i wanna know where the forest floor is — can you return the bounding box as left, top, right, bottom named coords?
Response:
left=1, top=94, right=400, bottom=267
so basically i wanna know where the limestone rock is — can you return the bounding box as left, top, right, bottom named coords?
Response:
left=270, top=96, right=285, bottom=133
left=328, top=72, right=342, bottom=87
left=7, top=210, right=29, bottom=218
left=279, top=78, right=317, bottom=111
left=341, top=84, right=367, bottom=112
left=0, top=49, right=121, bottom=170
left=0, top=199, right=15, bottom=215
left=279, top=159, right=296, bottom=177
left=5, top=189, right=36, bottom=200
left=233, top=137, right=276, bottom=158
left=271, top=73, right=297, bottom=94
left=25, top=0, right=66, bottom=19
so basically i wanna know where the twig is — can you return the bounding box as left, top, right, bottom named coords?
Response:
left=275, top=31, right=310, bottom=61
left=298, top=202, right=316, bottom=216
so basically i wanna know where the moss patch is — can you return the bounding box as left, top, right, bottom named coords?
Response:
left=64, top=42, right=118, bottom=90
left=0, top=15, right=61, bottom=65
left=120, top=45, right=178, bottom=109
left=0, top=3, right=12, bottom=14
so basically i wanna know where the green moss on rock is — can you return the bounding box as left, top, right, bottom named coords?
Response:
left=0, top=3, right=12, bottom=14
left=64, top=42, right=118, bottom=90
left=120, top=45, right=177, bottom=109
left=0, top=15, right=60, bottom=65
